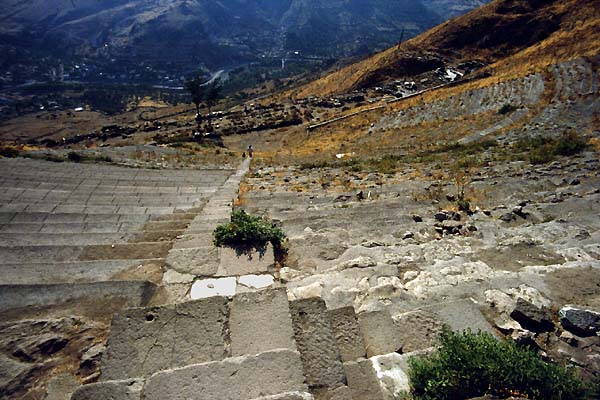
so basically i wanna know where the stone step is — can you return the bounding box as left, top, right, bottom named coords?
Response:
left=0, top=242, right=172, bottom=263
left=165, top=245, right=275, bottom=277
left=0, top=259, right=164, bottom=284
left=0, top=220, right=190, bottom=234
left=141, top=349, right=307, bottom=400
left=1, top=203, right=202, bottom=214
left=100, top=288, right=296, bottom=381
left=0, top=281, right=156, bottom=315
left=76, top=349, right=307, bottom=400
left=289, top=297, right=346, bottom=394
left=0, top=232, right=134, bottom=246
left=0, top=212, right=196, bottom=224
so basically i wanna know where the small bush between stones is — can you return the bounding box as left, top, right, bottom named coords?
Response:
left=408, top=328, right=585, bottom=400
left=213, top=210, right=286, bottom=257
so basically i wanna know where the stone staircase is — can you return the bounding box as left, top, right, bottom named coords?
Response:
left=70, top=285, right=478, bottom=400
left=0, top=157, right=235, bottom=318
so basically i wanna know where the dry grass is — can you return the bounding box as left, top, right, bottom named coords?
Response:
left=284, top=0, right=600, bottom=99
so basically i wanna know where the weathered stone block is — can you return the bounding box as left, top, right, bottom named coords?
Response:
left=216, top=245, right=274, bottom=276
left=392, top=310, right=444, bottom=353
left=289, top=298, right=346, bottom=390
left=70, top=379, right=143, bottom=400
left=165, top=247, right=219, bottom=276
left=358, top=310, right=401, bottom=357
left=229, top=288, right=297, bottom=356
left=343, top=359, right=384, bottom=400
left=101, top=296, right=228, bottom=380
left=141, top=349, right=307, bottom=400
left=329, top=307, right=366, bottom=361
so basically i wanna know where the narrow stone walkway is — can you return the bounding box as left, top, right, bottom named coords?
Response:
left=162, top=158, right=275, bottom=301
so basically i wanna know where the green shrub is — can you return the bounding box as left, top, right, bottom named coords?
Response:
left=408, top=328, right=584, bottom=400
left=213, top=210, right=286, bottom=256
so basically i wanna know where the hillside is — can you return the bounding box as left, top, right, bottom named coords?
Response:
left=290, top=0, right=600, bottom=97
left=0, top=0, right=482, bottom=70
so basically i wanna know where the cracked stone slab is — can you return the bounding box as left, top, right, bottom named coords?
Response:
left=100, top=296, right=228, bottom=381
left=141, top=349, right=307, bottom=400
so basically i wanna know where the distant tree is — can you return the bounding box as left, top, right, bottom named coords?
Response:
left=185, top=74, right=205, bottom=117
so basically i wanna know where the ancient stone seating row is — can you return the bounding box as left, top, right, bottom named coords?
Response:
left=0, top=157, right=238, bottom=316
left=377, top=56, right=598, bottom=131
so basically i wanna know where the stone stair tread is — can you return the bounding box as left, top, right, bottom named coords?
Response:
left=0, top=281, right=156, bottom=314
left=0, top=259, right=164, bottom=284
left=229, top=288, right=297, bottom=357
left=101, top=295, right=229, bottom=381
left=141, top=349, right=307, bottom=400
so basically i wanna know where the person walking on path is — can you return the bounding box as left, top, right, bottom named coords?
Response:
left=247, top=144, right=253, bottom=158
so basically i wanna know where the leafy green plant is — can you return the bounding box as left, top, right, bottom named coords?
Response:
left=408, top=328, right=584, bottom=400
left=213, top=210, right=286, bottom=258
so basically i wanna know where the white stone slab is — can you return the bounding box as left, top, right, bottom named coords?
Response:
left=190, top=277, right=236, bottom=299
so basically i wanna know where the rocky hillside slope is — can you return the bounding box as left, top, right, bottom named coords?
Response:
left=290, top=0, right=600, bottom=97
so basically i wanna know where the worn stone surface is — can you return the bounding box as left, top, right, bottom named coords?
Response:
left=44, top=373, right=81, bottom=400
left=70, top=379, right=144, bottom=400
left=559, top=305, right=600, bottom=336
left=343, top=359, right=384, bottom=400
left=289, top=298, right=346, bottom=390
left=165, top=247, right=220, bottom=276
left=421, top=299, right=497, bottom=335
left=216, top=245, right=275, bottom=276
left=101, top=296, right=228, bottom=380
left=250, top=392, right=314, bottom=400
left=0, top=281, right=156, bottom=314
left=141, top=349, right=307, bottom=400
left=229, top=288, right=297, bottom=356
left=392, top=310, right=444, bottom=353
left=358, top=310, right=402, bottom=357
left=329, top=307, right=366, bottom=361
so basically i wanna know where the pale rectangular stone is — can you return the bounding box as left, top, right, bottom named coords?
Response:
left=216, top=245, right=274, bottom=277
left=229, top=288, right=297, bottom=356
left=358, top=310, right=402, bottom=357
left=101, top=296, right=228, bottom=380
